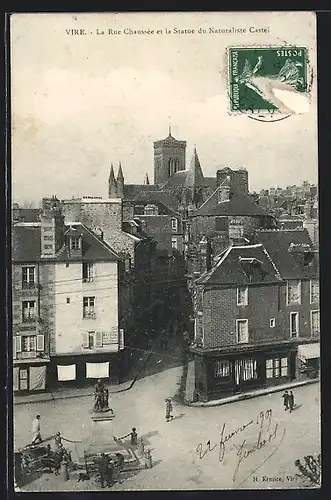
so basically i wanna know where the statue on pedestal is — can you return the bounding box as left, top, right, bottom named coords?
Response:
left=93, top=379, right=112, bottom=412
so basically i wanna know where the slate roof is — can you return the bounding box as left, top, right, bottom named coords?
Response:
left=196, top=244, right=281, bottom=285
left=163, top=171, right=187, bottom=188
left=153, top=133, right=186, bottom=148
left=193, top=193, right=270, bottom=217
left=12, top=208, right=41, bottom=223
left=133, top=199, right=180, bottom=217
left=134, top=190, right=180, bottom=209
left=254, top=229, right=319, bottom=279
left=12, top=223, right=119, bottom=262
left=124, top=184, right=156, bottom=200
left=12, top=226, right=41, bottom=262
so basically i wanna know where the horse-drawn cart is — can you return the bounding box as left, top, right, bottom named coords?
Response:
left=16, top=443, right=57, bottom=478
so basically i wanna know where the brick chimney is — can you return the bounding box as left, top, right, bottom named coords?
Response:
left=40, top=198, right=65, bottom=258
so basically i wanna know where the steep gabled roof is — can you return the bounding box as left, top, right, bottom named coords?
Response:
left=124, top=184, right=156, bottom=200
left=193, top=193, right=269, bottom=217
left=12, top=223, right=119, bottom=262
left=255, top=229, right=318, bottom=279
left=134, top=190, right=180, bottom=209
left=133, top=199, right=180, bottom=217
left=196, top=244, right=282, bottom=285
left=163, top=171, right=187, bottom=188
left=12, top=225, right=41, bottom=261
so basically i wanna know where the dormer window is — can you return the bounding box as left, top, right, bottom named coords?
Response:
left=171, top=218, right=178, bottom=232
left=287, top=280, right=301, bottom=305
left=70, top=236, right=81, bottom=250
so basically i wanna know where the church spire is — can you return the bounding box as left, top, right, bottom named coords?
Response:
left=116, top=162, right=124, bottom=199
left=117, top=162, right=124, bottom=181
left=108, top=163, right=118, bottom=198
left=109, top=163, right=115, bottom=181
left=144, top=173, right=150, bottom=185
left=185, top=147, right=204, bottom=187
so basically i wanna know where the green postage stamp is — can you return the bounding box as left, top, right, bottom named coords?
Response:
left=228, top=46, right=310, bottom=114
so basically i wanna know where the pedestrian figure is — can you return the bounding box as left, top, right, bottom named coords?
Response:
left=289, top=390, right=295, bottom=412
left=119, top=427, right=138, bottom=446
left=61, top=452, right=70, bottom=481
left=165, top=398, right=173, bottom=422
left=53, top=448, right=62, bottom=476
left=31, top=415, right=42, bottom=444
left=54, top=432, right=62, bottom=452
left=98, top=453, right=110, bottom=488
left=282, top=390, right=289, bottom=411
left=113, top=454, right=123, bottom=484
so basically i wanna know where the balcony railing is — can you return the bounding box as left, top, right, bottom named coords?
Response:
left=22, top=282, right=37, bottom=290
left=22, top=315, right=37, bottom=323
left=83, top=311, right=96, bottom=319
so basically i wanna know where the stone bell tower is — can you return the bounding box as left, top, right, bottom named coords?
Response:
left=153, top=126, right=186, bottom=186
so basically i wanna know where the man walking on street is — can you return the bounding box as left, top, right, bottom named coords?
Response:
left=289, top=391, right=295, bottom=412
left=165, top=398, right=173, bottom=422
left=31, top=415, right=42, bottom=444
left=282, top=390, right=289, bottom=411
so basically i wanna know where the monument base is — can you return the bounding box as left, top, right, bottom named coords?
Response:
left=90, top=410, right=116, bottom=447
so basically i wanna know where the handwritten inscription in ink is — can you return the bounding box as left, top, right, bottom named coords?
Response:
left=195, top=409, right=285, bottom=483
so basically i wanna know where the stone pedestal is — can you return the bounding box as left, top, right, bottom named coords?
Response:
left=91, top=410, right=115, bottom=447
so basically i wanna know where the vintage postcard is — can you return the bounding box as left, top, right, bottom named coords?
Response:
left=10, top=11, right=320, bottom=491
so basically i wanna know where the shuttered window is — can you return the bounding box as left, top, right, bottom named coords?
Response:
left=119, top=329, right=124, bottom=350
left=36, top=335, right=45, bottom=351
left=95, top=331, right=103, bottom=347
left=82, top=332, right=89, bottom=348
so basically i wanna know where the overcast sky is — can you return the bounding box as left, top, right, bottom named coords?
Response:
left=11, top=12, right=318, bottom=205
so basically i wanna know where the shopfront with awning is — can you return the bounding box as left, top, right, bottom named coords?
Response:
left=297, top=343, right=320, bottom=379
left=297, top=343, right=320, bottom=361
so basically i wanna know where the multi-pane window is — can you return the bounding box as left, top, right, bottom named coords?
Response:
left=83, top=297, right=96, bottom=318
left=214, top=360, right=230, bottom=378
left=311, top=310, right=320, bottom=336
left=290, top=312, right=299, bottom=337
left=22, top=266, right=35, bottom=288
left=171, top=218, right=178, bottom=232
left=82, top=262, right=94, bottom=283
left=22, top=336, right=37, bottom=352
left=234, top=359, right=258, bottom=383
left=266, top=357, right=288, bottom=378
left=171, top=237, right=178, bottom=250
left=82, top=331, right=102, bottom=349
left=22, top=301, right=36, bottom=322
left=310, top=279, right=319, bottom=303
left=287, top=280, right=301, bottom=305
left=236, top=319, right=249, bottom=343
left=237, top=287, right=248, bottom=306
left=70, top=237, right=81, bottom=250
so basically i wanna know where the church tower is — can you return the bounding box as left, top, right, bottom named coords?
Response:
left=153, top=127, right=186, bottom=185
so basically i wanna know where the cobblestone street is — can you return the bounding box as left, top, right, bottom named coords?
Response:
left=14, top=367, right=320, bottom=491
